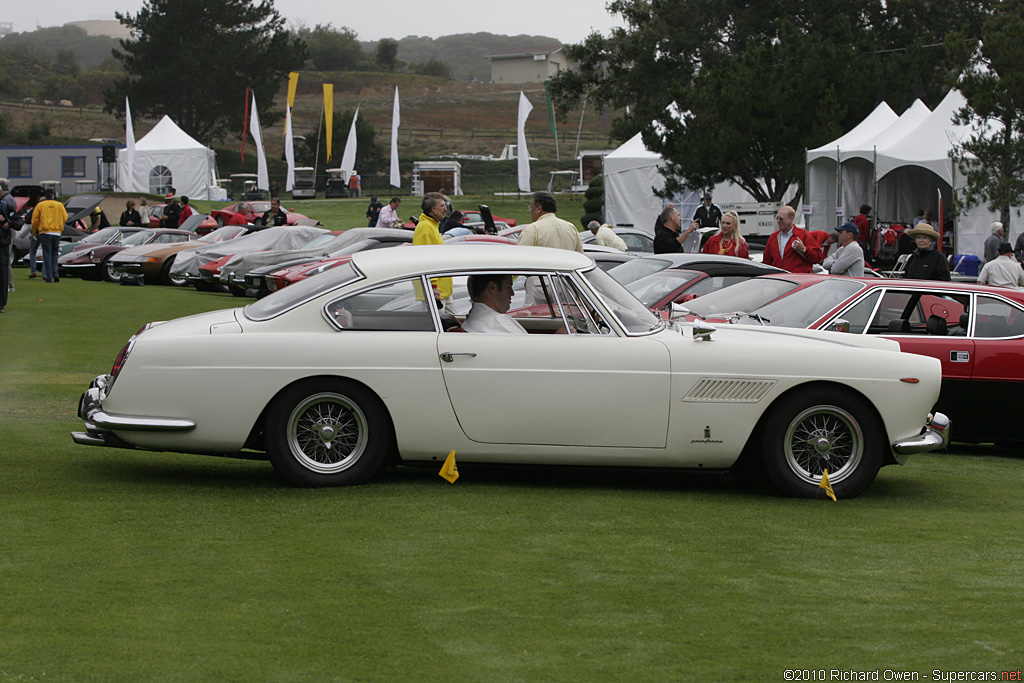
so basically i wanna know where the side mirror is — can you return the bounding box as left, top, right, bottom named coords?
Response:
left=693, top=320, right=716, bottom=342
left=828, top=318, right=850, bottom=333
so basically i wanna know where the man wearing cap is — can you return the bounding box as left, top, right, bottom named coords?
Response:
left=822, top=222, right=864, bottom=276
left=693, top=193, right=722, bottom=229
left=902, top=223, right=950, bottom=281
left=977, top=242, right=1024, bottom=288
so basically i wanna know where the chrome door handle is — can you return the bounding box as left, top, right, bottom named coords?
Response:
left=440, top=352, right=477, bottom=362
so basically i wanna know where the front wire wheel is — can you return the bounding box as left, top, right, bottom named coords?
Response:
left=267, top=380, right=390, bottom=487
left=762, top=389, right=882, bottom=499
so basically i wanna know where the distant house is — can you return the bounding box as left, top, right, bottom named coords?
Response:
left=2, top=144, right=116, bottom=195
left=485, top=46, right=570, bottom=84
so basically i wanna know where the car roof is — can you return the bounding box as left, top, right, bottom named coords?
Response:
left=350, top=244, right=594, bottom=281
left=639, top=252, right=784, bottom=272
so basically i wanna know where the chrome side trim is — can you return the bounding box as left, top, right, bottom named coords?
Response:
left=78, top=378, right=196, bottom=433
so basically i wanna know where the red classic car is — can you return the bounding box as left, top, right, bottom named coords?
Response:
left=209, top=202, right=312, bottom=229
left=686, top=273, right=1024, bottom=444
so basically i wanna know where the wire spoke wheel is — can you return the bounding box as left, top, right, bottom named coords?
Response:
left=783, top=405, right=863, bottom=485
left=287, top=393, right=368, bottom=474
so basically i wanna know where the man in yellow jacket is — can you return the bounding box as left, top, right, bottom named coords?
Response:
left=31, top=189, right=68, bottom=283
left=412, top=192, right=455, bottom=314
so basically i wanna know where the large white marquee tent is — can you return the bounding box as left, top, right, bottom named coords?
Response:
left=805, top=90, right=1011, bottom=256
left=604, top=132, right=794, bottom=237
left=116, top=116, right=220, bottom=200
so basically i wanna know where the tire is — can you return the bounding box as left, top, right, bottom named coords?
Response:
left=760, top=388, right=883, bottom=499
left=160, top=256, right=187, bottom=286
left=266, top=379, right=391, bottom=487
left=101, top=255, right=121, bottom=283
left=215, top=215, right=225, bottom=227
left=228, top=284, right=249, bottom=297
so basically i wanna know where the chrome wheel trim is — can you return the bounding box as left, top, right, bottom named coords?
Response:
left=783, top=405, right=863, bottom=485
left=286, top=392, right=368, bottom=474
left=105, top=260, right=122, bottom=282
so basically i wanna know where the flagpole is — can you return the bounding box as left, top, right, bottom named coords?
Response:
left=314, top=100, right=324, bottom=196
left=574, top=94, right=588, bottom=161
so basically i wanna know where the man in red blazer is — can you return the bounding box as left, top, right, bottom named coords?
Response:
left=763, top=206, right=823, bottom=273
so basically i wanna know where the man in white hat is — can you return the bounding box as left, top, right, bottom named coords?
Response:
left=902, top=223, right=950, bottom=281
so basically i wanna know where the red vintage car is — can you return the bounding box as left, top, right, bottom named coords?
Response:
left=209, top=202, right=312, bottom=229
left=685, top=273, right=1024, bottom=444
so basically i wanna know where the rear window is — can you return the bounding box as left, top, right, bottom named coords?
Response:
left=245, top=262, right=362, bottom=320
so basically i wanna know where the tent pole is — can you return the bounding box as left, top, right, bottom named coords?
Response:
left=574, top=94, right=588, bottom=161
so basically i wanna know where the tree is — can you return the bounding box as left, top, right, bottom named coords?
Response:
left=549, top=0, right=992, bottom=204
left=302, top=109, right=386, bottom=183
left=300, top=24, right=368, bottom=71
left=105, top=0, right=307, bottom=142
left=947, top=0, right=1024, bottom=230
left=376, top=38, right=400, bottom=72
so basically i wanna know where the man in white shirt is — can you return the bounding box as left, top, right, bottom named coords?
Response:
left=375, top=197, right=403, bottom=229
left=977, top=242, right=1024, bottom=288
left=588, top=221, right=628, bottom=251
left=822, top=222, right=865, bottom=276
left=518, top=191, right=583, bottom=304
left=461, top=274, right=528, bottom=334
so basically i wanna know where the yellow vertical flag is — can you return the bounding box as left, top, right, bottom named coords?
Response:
left=323, top=83, right=334, bottom=162
left=820, top=469, right=837, bottom=502
left=284, top=72, right=300, bottom=136
left=439, top=450, right=459, bottom=483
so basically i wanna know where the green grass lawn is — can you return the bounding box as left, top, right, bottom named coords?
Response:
left=193, top=193, right=582, bottom=232
left=1, top=275, right=1022, bottom=681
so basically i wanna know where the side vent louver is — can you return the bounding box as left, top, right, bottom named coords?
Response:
left=683, top=378, right=776, bottom=403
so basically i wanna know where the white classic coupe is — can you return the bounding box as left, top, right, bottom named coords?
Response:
left=73, top=246, right=949, bottom=498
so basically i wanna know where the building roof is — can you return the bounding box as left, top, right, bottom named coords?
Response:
left=485, top=45, right=563, bottom=60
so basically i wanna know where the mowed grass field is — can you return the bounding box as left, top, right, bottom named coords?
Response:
left=2, top=212, right=1023, bottom=680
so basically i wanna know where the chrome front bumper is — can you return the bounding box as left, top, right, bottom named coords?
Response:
left=73, top=374, right=196, bottom=449
left=892, top=412, right=950, bottom=457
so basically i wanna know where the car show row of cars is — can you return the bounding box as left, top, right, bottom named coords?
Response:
left=13, top=191, right=1007, bottom=498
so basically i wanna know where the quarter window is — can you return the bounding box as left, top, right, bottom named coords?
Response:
left=974, top=296, right=1024, bottom=338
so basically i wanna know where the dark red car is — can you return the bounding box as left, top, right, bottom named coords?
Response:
left=686, top=273, right=1024, bottom=444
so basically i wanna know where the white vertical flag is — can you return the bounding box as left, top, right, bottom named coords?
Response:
left=284, top=105, right=295, bottom=192
left=340, top=105, right=359, bottom=184
left=517, top=91, right=533, bottom=193
left=389, top=87, right=401, bottom=188
left=249, top=93, right=270, bottom=192
left=124, top=97, right=136, bottom=192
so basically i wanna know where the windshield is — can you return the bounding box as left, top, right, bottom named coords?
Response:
left=246, top=262, right=362, bottom=320
left=682, top=276, right=800, bottom=318
left=738, top=279, right=867, bottom=328
left=582, top=266, right=662, bottom=334
left=626, top=270, right=701, bottom=307
left=120, top=230, right=155, bottom=246
left=202, top=226, right=246, bottom=243
left=605, top=257, right=673, bottom=285
left=304, top=232, right=341, bottom=249
left=81, top=227, right=122, bottom=244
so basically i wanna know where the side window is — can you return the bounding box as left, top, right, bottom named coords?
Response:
left=621, top=233, right=650, bottom=252
left=549, top=274, right=612, bottom=335
left=974, top=296, right=1024, bottom=338
left=685, top=275, right=748, bottom=299
left=867, top=291, right=915, bottom=333
left=325, top=278, right=436, bottom=331
left=836, top=290, right=880, bottom=334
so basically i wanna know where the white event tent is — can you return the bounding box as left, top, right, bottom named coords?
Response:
left=604, top=132, right=794, bottom=236
left=117, top=115, right=220, bottom=200
left=805, top=90, right=1012, bottom=256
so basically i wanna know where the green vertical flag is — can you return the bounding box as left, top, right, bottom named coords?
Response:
left=544, top=80, right=559, bottom=161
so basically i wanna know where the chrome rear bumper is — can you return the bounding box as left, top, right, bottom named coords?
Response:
left=75, top=374, right=196, bottom=448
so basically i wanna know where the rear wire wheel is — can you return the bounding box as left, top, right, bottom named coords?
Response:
left=266, top=379, right=391, bottom=487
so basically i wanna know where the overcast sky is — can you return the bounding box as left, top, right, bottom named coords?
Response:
left=14, top=0, right=623, bottom=43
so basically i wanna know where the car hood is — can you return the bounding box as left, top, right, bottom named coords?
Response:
left=677, top=320, right=902, bottom=353
left=112, top=240, right=209, bottom=261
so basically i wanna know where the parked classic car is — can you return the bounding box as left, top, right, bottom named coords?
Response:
left=209, top=201, right=312, bottom=228
left=74, top=246, right=948, bottom=498
left=109, top=217, right=249, bottom=285
left=58, top=228, right=197, bottom=281
left=683, top=274, right=1024, bottom=444
left=171, top=225, right=325, bottom=287
left=579, top=227, right=655, bottom=253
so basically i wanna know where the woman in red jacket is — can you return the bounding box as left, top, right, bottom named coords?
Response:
left=701, top=210, right=749, bottom=258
